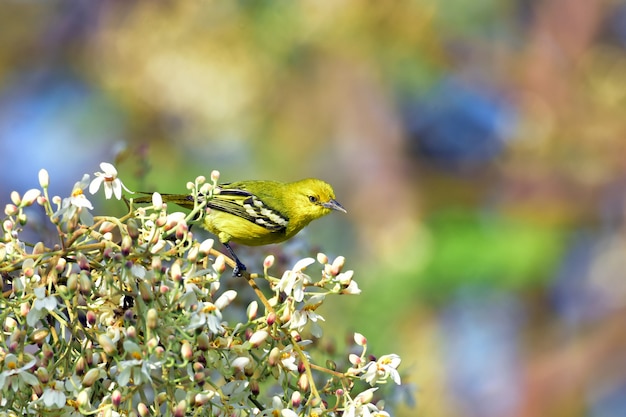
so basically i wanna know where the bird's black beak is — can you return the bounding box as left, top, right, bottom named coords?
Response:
left=323, top=199, right=347, bottom=213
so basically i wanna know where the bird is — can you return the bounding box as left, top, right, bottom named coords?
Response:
left=134, top=178, right=346, bottom=276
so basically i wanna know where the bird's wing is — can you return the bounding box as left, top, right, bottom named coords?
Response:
left=206, top=188, right=287, bottom=232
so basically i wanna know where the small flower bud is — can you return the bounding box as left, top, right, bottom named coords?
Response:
left=249, top=330, right=268, bottom=347
left=197, top=333, right=210, bottom=351
left=55, top=257, right=67, bottom=273
left=175, top=221, right=188, bottom=240
left=99, top=221, right=116, bottom=234
left=210, top=170, right=220, bottom=183
left=30, top=328, right=49, bottom=346
left=297, top=373, right=309, bottom=392
left=86, top=310, right=97, bottom=326
left=151, top=256, right=162, bottom=272
left=247, top=301, right=258, bottom=320
left=4, top=317, right=17, bottom=332
left=22, top=259, right=35, bottom=278
left=3, top=219, right=13, bottom=232
left=199, top=238, right=214, bottom=256
left=181, top=341, right=193, bottom=361
left=138, top=281, right=153, bottom=302
left=215, top=290, right=237, bottom=310
left=112, top=390, right=122, bottom=408
left=194, top=392, right=214, bottom=406
left=349, top=354, right=361, bottom=366
left=21, top=189, right=41, bottom=207
left=266, top=311, right=277, bottom=326
left=146, top=308, right=159, bottom=329
left=137, top=402, right=150, bottom=417
left=291, top=391, right=302, bottom=408
left=187, top=245, right=199, bottom=262
left=155, top=212, right=167, bottom=227
left=17, top=213, right=27, bottom=225
left=32, top=241, right=45, bottom=255
left=98, top=334, right=117, bottom=355
left=10, top=191, right=21, bottom=206
left=298, top=360, right=306, bottom=374
left=317, top=252, right=328, bottom=265
left=213, top=255, right=225, bottom=273
left=38, top=169, right=49, bottom=188
left=170, top=261, right=182, bottom=282
left=147, top=337, right=159, bottom=350
left=20, top=302, right=30, bottom=317
left=77, top=389, right=90, bottom=408
left=126, top=219, right=140, bottom=240
left=32, top=383, right=43, bottom=397
left=263, top=255, right=275, bottom=269
left=4, top=204, right=18, bottom=216
left=36, top=367, right=50, bottom=384
left=174, top=400, right=187, bottom=417
left=232, top=356, right=250, bottom=372
left=250, top=380, right=260, bottom=396
left=121, top=235, right=133, bottom=257
left=77, top=253, right=90, bottom=271
left=354, top=332, right=367, bottom=347
left=79, top=272, right=92, bottom=295
left=156, top=392, right=168, bottom=405
left=268, top=347, right=281, bottom=366
left=82, top=368, right=101, bottom=387
left=199, top=183, right=212, bottom=194
left=151, top=192, right=163, bottom=208
left=42, top=343, right=53, bottom=360
left=331, top=256, right=345, bottom=276
left=67, top=273, right=78, bottom=292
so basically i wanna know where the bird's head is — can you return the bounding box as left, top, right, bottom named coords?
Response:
left=288, top=178, right=346, bottom=223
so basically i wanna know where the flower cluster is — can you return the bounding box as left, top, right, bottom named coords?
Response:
left=0, top=164, right=407, bottom=416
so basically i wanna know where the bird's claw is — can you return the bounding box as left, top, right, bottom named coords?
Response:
left=232, top=262, right=247, bottom=277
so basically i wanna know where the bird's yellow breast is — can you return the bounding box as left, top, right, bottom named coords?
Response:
left=203, top=210, right=293, bottom=246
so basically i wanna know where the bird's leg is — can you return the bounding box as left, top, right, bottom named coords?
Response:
left=223, top=242, right=247, bottom=277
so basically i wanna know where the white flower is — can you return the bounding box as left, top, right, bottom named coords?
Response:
left=343, top=387, right=388, bottom=417
left=286, top=294, right=325, bottom=336
left=187, top=301, right=225, bottom=334
left=340, top=279, right=361, bottom=295
left=69, top=179, right=94, bottom=209
left=0, top=355, right=38, bottom=391
left=260, top=396, right=298, bottom=417
left=361, top=354, right=402, bottom=386
left=26, top=287, right=59, bottom=326
left=277, top=257, right=314, bottom=302
left=278, top=345, right=298, bottom=372
left=53, top=174, right=93, bottom=225
left=89, top=162, right=133, bottom=200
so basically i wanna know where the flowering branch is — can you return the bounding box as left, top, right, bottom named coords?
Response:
left=0, top=163, right=407, bottom=416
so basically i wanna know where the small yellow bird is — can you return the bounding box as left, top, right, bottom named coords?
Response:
left=135, top=178, right=346, bottom=275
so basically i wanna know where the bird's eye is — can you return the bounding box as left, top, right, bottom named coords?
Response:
left=308, top=195, right=318, bottom=204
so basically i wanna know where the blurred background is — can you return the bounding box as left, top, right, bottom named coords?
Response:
left=2, top=1, right=626, bottom=416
